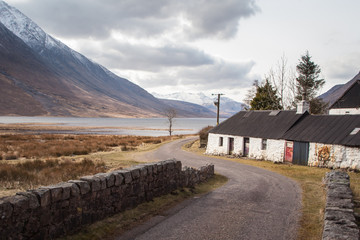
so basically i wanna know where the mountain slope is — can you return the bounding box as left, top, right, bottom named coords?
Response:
left=153, top=92, right=246, bottom=117
left=0, top=21, right=63, bottom=116
left=159, top=99, right=215, bottom=118
left=0, top=1, right=210, bottom=118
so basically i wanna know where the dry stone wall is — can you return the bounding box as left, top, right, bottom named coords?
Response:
left=322, top=171, right=359, bottom=240
left=0, top=159, right=214, bottom=240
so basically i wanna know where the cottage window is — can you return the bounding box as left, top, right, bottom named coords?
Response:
left=219, top=137, right=223, bottom=146
left=261, top=139, right=267, bottom=150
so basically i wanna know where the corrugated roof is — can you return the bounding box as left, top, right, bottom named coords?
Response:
left=283, top=115, right=360, bottom=147
left=209, top=110, right=306, bottom=139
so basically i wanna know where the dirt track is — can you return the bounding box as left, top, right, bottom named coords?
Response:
left=117, top=137, right=301, bottom=240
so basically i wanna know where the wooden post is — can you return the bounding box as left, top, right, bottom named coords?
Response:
left=212, top=93, right=224, bottom=126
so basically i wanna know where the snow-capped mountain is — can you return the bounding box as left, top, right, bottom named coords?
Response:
left=153, top=92, right=247, bottom=117
left=0, top=1, right=214, bottom=117
left=0, top=1, right=99, bottom=70
left=153, top=92, right=211, bottom=105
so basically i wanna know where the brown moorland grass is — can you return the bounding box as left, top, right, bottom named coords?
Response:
left=0, top=159, right=107, bottom=197
left=0, top=134, right=177, bottom=197
left=183, top=140, right=360, bottom=240
left=0, top=134, right=171, bottom=160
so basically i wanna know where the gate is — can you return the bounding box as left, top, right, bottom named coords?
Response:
left=293, top=141, right=309, bottom=166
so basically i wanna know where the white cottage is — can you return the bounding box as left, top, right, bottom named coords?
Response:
left=206, top=110, right=307, bottom=162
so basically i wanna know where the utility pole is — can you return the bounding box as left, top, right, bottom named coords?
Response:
left=212, top=93, right=224, bottom=126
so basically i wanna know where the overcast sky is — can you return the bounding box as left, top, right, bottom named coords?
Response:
left=6, top=0, right=360, bottom=102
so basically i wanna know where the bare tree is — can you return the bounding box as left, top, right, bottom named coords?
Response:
left=165, top=108, right=177, bottom=136
left=243, top=80, right=259, bottom=109
left=266, top=54, right=296, bottom=109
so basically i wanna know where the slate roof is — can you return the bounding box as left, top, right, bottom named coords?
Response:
left=209, top=110, right=307, bottom=140
left=210, top=110, right=360, bottom=147
left=283, top=114, right=360, bottom=147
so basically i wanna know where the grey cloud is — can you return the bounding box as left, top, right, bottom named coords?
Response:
left=178, top=60, right=255, bottom=88
left=183, top=0, right=259, bottom=39
left=81, top=42, right=214, bottom=71
left=136, top=60, right=255, bottom=90
left=11, top=0, right=259, bottom=40
left=325, top=54, right=360, bottom=82
left=11, top=0, right=175, bottom=39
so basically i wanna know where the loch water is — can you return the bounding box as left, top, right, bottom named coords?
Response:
left=0, top=116, right=225, bottom=136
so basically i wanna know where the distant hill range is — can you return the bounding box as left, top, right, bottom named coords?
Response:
left=0, top=1, right=214, bottom=118
left=153, top=92, right=247, bottom=117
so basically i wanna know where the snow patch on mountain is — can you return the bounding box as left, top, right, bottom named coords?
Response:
left=0, top=1, right=107, bottom=76
left=0, top=1, right=47, bottom=49
left=154, top=92, right=211, bottom=105
left=0, top=1, right=78, bottom=57
left=153, top=92, right=247, bottom=117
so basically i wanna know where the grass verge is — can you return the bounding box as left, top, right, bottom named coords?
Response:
left=60, top=174, right=228, bottom=240
left=183, top=140, right=358, bottom=240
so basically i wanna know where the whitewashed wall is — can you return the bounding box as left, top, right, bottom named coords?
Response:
left=268, top=139, right=286, bottom=162
left=308, top=143, right=360, bottom=170
left=249, top=138, right=285, bottom=162
left=206, top=134, right=285, bottom=162
left=248, top=138, right=263, bottom=159
left=207, top=133, right=360, bottom=169
left=206, top=133, right=243, bottom=156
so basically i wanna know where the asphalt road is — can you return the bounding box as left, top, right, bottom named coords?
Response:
left=116, top=137, right=301, bottom=240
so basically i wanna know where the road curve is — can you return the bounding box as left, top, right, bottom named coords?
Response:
left=117, top=137, right=301, bottom=240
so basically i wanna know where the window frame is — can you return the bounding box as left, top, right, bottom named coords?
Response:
left=261, top=138, right=267, bottom=150
left=219, top=137, right=223, bottom=146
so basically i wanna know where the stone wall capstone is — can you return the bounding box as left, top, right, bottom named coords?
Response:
left=322, top=171, right=359, bottom=240
left=0, top=159, right=214, bottom=239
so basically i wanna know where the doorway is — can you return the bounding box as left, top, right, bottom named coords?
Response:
left=292, top=141, right=309, bottom=166
left=284, top=141, right=294, bottom=163
left=228, top=137, right=234, bottom=155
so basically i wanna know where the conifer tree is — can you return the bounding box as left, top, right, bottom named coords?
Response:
left=295, top=51, right=324, bottom=101
left=295, top=51, right=327, bottom=114
left=250, top=79, right=282, bottom=110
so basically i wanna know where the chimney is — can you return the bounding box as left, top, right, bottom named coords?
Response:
left=296, top=100, right=309, bottom=114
